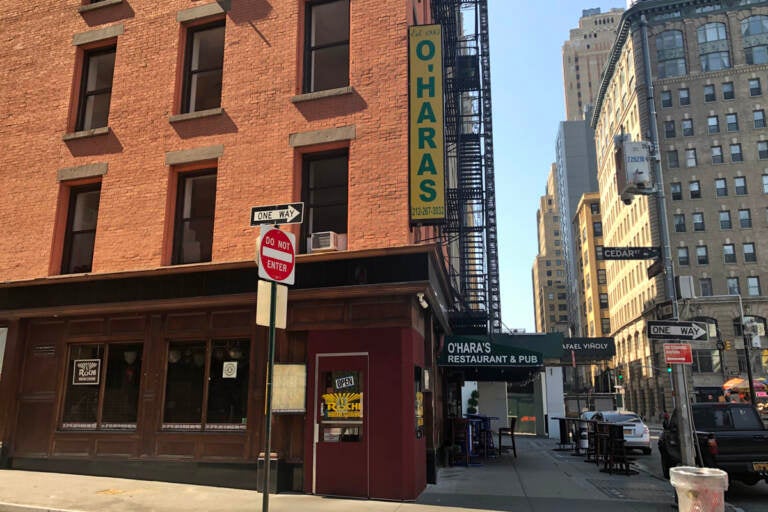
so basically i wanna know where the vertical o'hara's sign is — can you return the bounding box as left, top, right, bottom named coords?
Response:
left=409, top=25, right=445, bottom=224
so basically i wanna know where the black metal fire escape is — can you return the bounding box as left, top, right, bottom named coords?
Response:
left=432, top=0, right=501, bottom=334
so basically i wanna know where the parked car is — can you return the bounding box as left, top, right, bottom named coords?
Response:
left=594, top=410, right=652, bottom=454
left=658, top=402, right=768, bottom=484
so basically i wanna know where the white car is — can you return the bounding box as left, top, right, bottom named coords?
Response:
left=594, top=410, right=652, bottom=454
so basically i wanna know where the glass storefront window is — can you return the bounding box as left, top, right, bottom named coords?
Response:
left=62, top=343, right=143, bottom=430
left=163, top=339, right=250, bottom=430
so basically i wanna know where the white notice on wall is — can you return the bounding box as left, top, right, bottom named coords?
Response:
left=222, top=361, right=238, bottom=379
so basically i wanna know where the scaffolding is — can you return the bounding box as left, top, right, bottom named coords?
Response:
left=432, top=0, right=500, bottom=333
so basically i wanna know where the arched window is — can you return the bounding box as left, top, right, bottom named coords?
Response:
left=698, top=22, right=731, bottom=71
left=656, top=30, right=686, bottom=78
left=742, top=15, right=768, bottom=64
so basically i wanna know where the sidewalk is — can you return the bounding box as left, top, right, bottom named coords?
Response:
left=0, top=435, right=690, bottom=512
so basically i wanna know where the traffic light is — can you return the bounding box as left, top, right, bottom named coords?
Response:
left=617, top=368, right=624, bottom=381
left=666, top=364, right=672, bottom=373
left=725, top=339, right=733, bottom=351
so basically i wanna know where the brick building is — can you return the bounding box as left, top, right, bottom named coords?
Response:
left=0, top=0, right=486, bottom=500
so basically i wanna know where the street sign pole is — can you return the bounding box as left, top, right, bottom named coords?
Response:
left=262, top=280, right=277, bottom=512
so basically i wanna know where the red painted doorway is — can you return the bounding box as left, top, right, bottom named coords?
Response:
left=313, top=353, right=368, bottom=497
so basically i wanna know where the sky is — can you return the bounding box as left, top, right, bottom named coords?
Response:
left=487, top=0, right=624, bottom=332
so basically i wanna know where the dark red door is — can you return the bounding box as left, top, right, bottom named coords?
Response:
left=313, top=354, right=368, bottom=497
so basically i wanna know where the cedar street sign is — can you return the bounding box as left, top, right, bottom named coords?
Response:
left=602, top=246, right=661, bottom=260
left=647, top=320, right=709, bottom=341
left=250, top=202, right=304, bottom=226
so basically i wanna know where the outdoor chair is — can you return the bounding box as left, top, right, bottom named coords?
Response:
left=498, top=416, right=517, bottom=457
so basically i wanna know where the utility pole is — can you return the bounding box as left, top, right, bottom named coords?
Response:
left=639, top=14, right=696, bottom=467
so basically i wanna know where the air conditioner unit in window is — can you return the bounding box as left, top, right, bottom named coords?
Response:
left=310, top=231, right=339, bottom=252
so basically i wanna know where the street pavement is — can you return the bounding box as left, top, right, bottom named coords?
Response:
left=0, top=434, right=737, bottom=512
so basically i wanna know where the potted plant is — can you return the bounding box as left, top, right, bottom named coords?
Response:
left=466, top=390, right=479, bottom=414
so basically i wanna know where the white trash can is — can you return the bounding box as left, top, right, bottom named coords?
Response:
left=670, top=466, right=728, bottom=512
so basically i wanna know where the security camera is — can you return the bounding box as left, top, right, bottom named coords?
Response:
left=621, top=193, right=634, bottom=206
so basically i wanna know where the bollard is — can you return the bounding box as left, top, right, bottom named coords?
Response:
left=670, top=466, right=728, bottom=512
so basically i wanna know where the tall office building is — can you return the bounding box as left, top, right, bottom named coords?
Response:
left=592, top=0, right=768, bottom=417
left=563, top=7, right=625, bottom=121
left=532, top=166, right=569, bottom=334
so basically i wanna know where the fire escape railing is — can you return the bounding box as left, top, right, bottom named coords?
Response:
left=431, top=0, right=501, bottom=333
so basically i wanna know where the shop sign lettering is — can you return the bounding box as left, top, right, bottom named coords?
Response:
left=73, top=359, right=100, bottom=385
left=335, top=375, right=355, bottom=389
left=439, top=340, right=542, bottom=366
left=322, top=392, right=363, bottom=419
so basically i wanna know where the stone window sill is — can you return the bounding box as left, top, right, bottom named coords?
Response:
left=78, top=0, right=123, bottom=14
left=169, top=107, right=224, bottom=124
left=62, top=126, right=111, bottom=141
left=291, top=86, right=353, bottom=103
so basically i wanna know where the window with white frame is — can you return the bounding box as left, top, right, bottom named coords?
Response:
left=739, top=208, right=752, bottom=228
left=693, top=212, right=705, bottom=231
left=708, top=115, right=720, bottom=134
left=755, top=109, right=766, bottom=128
left=747, top=276, right=761, bottom=296
left=711, top=145, right=723, bottom=163
left=686, top=148, right=697, bottom=167
left=715, top=178, right=728, bottom=197
left=730, top=143, right=743, bottom=162
left=726, top=113, right=739, bottom=131
left=744, top=242, right=756, bottom=262
left=734, top=176, right=747, bottom=195
left=723, top=243, right=736, bottom=263
left=719, top=210, right=732, bottom=229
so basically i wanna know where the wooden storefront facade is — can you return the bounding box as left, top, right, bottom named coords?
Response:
left=0, top=246, right=450, bottom=500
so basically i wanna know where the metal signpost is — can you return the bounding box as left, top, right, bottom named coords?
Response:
left=256, top=223, right=296, bottom=512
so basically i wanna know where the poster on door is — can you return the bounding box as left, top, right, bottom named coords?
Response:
left=73, top=359, right=101, bottom=385
left=321, top=392, right=363, bottom=419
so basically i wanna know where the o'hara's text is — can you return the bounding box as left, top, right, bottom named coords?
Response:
left=444, top=341, right=539, bottom=365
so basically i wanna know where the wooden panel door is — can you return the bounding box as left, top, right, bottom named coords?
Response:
left=313, top=353, right=368, bottom=497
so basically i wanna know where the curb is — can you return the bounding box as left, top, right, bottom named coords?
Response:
left=0, top=503, right=84, bottom=512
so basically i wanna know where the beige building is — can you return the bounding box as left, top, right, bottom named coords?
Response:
left=563, top=7, right=624, bottom=120
left=574, top=192, right=610, bottom=340
left=592, top=0, right=768, bottom=417
left=532, top=165, right=569, bottom=334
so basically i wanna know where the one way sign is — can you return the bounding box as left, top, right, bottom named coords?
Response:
left=250, top=202, right=304, bottom=226
left=647, top=320, right=709, bottom=341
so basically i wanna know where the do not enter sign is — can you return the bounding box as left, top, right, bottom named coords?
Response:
left=258, top=226, right=296, bottom=285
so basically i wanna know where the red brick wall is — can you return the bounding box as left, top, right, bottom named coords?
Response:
left=0, top=0, right=422, bottom=281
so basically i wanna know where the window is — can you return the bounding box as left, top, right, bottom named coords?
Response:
left=750, top=78, right=763, bottom=96
left=759, top=141, right=768, bottom=159
left=302, top=151, right=349, bottom=252
left=686, top=148, right=697, bottom=167
left=76, top=46, right=116, bottom=131
left=693, top=212, right=705, bottom=231
left=182, top=21, right=225, bottom=114
left=700, top=23, right=731, bottom=71
left=699, top=277, right=713, bottom=296
left=590, top=202, right=600, bottom=215
left=730, top=143, right=743, bottom=162
left=723, top=243, right=736, bottom=263
left=734, top=176, right=747, bottom=195
left=678, top=247, right=690, bottom=265
left=304, top=0, right=350, bottom=93
left=62, top=343, right=143, bottom=430
left=667, top=150, right=680, bottom=168
left=679, top=88, right=690, bottom=106
left=711, top=145, right=723, bottom=164
left=742, top=16, right=768, bottom=64
left=674, top=213, right=686, bottom=232
left=601, top=318, right=611, bottom=335
left=708, top=115, right=720, bottom=134
left=172, top=170, right=217, bottom=265
left=671, top=182, right=682, bottom=200
left=62, top=183, right=101, bottom=274
left=597, top=269, right=607, bottom=284
left=661, top=90, right=673, bottom=107
left=163, top=339, right=250, bottom=428
left=739, top=208, right=752, bottom=228
left=727, top=277, right=740, bottom=295
left=704, top=84, right=716, bottom=102
left=744, top=242, right=756, bottom=262
left=764, top=174, right=768, bottom=193
left=664, top=120, right=676, bottom=138
left=689, top=180, right=702, bottom=198
left=697, top=245, right=709, bottom=264
left=682, top=119, right=694, bottom=136
left=599, top=293, right=609, bottom=309
left=657, top=30, right=687, bottom=78
left=755, top=110, right=766, bottom=128
left=726, top=113, right=739, bottom=131
left=747, top=276, right=762, bottom=296
left=715, top=178, right=728, bottom=197
left=692, top=349, right=720, bottom=373
left=722, top=81, right=735, bottom=99
left=593, top=221, right=602, bottom=236
left=719, top=210, right=732, bottom=229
